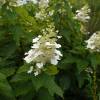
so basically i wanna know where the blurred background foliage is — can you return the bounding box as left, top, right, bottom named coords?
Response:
left=0, top=0, right=100, bottom=100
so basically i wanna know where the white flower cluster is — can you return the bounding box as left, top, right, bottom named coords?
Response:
left=74, top=5, right=91, bottom=22
left=24, top=0, right=62, bottom=76
left=85, top=32, right=100, bottom=52
left=35, top=10, right=54, bottom=20
left=24, top=25, right=62, bottom=75
left=10, top=0, right=38, bottom=6
left=38, top=0, right=49, bottom=8
left=35, top=0, right=54, bottom=20
left=16, top=0, right=27, bottom=6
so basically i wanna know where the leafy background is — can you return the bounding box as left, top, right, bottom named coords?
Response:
left=0, top=0, right=100, bottom=100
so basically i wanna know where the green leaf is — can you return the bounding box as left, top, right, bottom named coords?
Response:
left=76, top=59, right=88, bottom=73
left=17, top=64, right=29, bottom=74
left=77, top=74, right=85, bottom=88
left=12, top=80, right=34, bottom=97
left=0, top=73, right=15, bottom=100
left=59, top=75, right=70, bottom=91
left=31, top=74, right=63, bottom=98
left=0, top=39, right=16, bottom=58
left=37, top=88, right=54, bottom=100
left=31, top=74, right=45, bottom=91
left=0, top=67, right=16, bottom=77
left=11, top=25, right=23, bottom=45
left=10, top=73, right=31, bottom=83
left=61, top=54, right=76, bottom=64
left=59, top=54, right=76, bottom=69
left=98, top=92, right=100, bottom=100
left=89, top=53, right=100, bottom=67
left=15, top=7, right=29, bottom=18
left=10, top=73, right=34, bottom=97
left=45, top=65, right=59, bottom=75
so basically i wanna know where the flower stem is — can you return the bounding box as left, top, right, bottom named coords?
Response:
left=92, top=68, right=97, bottom=100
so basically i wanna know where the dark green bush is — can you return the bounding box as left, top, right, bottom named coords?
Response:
left=0, top=0, right=100, bottom=100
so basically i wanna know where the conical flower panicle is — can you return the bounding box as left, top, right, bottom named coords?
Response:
left=74, top=5, right=91, bottom=22
left=24, top=23, right=62, bottom=76
left=85, top=31, right=100, bottom=52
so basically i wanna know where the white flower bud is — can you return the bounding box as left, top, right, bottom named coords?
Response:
left=36, top=62, right=44, bottom=68
left=27, top=66, right=33, bottom=74
left=34, top=71, right=39, bottom=76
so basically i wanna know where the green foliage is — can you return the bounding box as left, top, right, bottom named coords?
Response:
left=36, top=88, right=54, bottom=100
left=45, top=65, right=59, bottom=75
left=0, top=73, right=15, bottom=100
left=0, top=0, right=99, bottom=100
left=31, top=74, right=63, bottom=97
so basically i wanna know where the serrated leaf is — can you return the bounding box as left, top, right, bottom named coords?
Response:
left=44, top=75, right=63, bottom=98
left=31, top=74, right=63, bottom=98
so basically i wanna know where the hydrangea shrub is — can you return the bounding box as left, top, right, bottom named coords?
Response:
left=0, top=0, right=100, bottom=100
